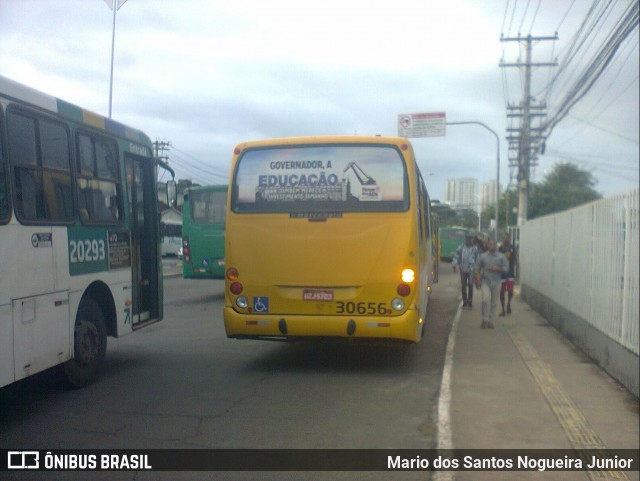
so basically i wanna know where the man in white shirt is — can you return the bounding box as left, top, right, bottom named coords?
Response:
left=452, top=234, right=478, bottom=309
left=475, top=239, right=508, bottom=329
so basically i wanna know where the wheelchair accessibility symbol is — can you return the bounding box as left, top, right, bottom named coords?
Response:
left=253, top=297, right=269, bottom=313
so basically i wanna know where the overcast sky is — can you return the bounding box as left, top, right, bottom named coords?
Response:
left=1, top=0, right=638, bottom=201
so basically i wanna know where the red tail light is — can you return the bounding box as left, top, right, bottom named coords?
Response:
left=182, top=237, right=191, bottom=263
left=230, top=282, right=243, bottom=295
left=397, top=284, right=411, bottom=297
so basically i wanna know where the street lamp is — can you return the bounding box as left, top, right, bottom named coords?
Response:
left=471, top=193, right=483, bottom=232
left=446, top=121, right=500, bottom=240
left=105, top=0, right=129, bottom=118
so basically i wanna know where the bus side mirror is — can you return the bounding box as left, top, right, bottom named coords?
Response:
left=166, top=180, right=177, bottom=207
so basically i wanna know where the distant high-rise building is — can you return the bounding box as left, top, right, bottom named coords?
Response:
left=445, top=179, right=457, bottom=205
left=481, top=180, right=497, bottom=211
left=444, top=177, right=478, bottom=210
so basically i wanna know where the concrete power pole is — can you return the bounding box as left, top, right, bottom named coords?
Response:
left=500, top=34, right=557, bottom=225
left=153, top=139, right=171, bottom=162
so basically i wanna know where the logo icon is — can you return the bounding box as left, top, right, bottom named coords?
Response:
left=253, top=297, right=269, bottom=313
left=8, top=451, right=39, bottom=469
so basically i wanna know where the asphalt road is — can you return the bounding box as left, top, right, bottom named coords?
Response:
left=0, top=268, right=461, bottom=480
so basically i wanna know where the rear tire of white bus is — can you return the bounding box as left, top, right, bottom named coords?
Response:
left=64, top=299, right=107, bottom=388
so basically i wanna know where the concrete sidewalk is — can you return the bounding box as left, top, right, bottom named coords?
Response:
left=445, top=288, right=639, bottom=481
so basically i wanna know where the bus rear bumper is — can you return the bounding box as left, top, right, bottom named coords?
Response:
left=223, top=308, right=423, bottom=343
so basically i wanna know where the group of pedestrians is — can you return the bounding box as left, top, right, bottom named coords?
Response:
left=452, top=232, right=517, bottom=329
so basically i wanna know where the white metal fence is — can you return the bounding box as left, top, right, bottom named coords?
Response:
left=520, top=189, right=639, bottom=355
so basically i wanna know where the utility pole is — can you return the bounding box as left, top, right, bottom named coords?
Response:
left=153, top=139, right=171, bottom=162
left=500, top=34, right=557, bottom=225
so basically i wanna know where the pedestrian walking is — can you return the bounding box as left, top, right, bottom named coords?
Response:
left=452, top=233, right=478, bottom=309
left=474, top=234, right=487, bottom=255
left=499, top=232, right=517, bottom=317
left=474, top=239, right=508, bottom=329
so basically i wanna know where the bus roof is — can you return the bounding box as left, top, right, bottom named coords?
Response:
left=233, top=135, right=413, bottom=152
left=0, top=74, right=151, bottom=145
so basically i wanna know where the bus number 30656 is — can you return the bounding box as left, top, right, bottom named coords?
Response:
left=336, top=301, right=389, bottom=315
left=70, top=239, right=106, bottom=263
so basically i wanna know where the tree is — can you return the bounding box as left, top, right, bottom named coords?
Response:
left=482, top=189, right=518, bottom=232
left=458, top=209, right=479, bottom=230
left=177, top=179, right=200, bottom=196
left=528, top=162, right=601, bottom=219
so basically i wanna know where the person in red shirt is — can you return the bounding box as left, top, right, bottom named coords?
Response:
left=498, top=233, right=517, bottom=316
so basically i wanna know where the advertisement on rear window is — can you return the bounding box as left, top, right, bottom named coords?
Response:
left=233, top=145, right=408, bottom=213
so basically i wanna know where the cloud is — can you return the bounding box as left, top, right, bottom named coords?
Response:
left=1, top=0, right=637, bottom=197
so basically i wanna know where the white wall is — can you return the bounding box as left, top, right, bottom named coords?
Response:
left=520, top=189, right=639, bottom=356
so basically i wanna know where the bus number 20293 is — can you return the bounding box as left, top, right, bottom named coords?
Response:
left=69, top=238, right=106, bottom=263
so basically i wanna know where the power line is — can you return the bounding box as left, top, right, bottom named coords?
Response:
left=169, top=158, right=215, bottom=183
left=587, top=70, right=639, bottom=120
left=555, top=0, right=578, bottom=33
left=518, top=0, right=532, bottom=34
left=557, top=84, right=640, bottom=146
left=542, top=1, right=639, bottom=143
left=527, top=0, right=541, bottom=35
left=507, top=0, right=519, bottom=37
left=169, top=145, right=229, bottom=181
left=550, top=152, right=639, bottom=182
left=565, top=34, right=639, bottom=126
left=501, top=0, right=511, bottom=34
left=544, top=0, right=612, bottom=103
left=550, top=149, right=640, bottom=170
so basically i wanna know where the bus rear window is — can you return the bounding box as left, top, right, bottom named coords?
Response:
left=231, top=144, right=408, bottom=214
left=190, top=190, right=227, bottom=223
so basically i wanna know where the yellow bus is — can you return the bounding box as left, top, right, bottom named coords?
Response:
left=224, top=136, right=436, bottom=343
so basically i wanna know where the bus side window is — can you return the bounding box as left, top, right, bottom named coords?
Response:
left=14, top=168, right=41, bottom=219
left=417, top=173, right=427, bottom=241
left=8, top=111, right=73, bottom=223
left=0, top=109, right=10, bottom=223
left=76, top=132, right=122, bottom=224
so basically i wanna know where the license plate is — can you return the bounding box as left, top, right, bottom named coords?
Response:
left=302, top=289, right=334, bottom=302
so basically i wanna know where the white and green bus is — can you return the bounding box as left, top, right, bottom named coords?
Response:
left=0, top=75, right=174, bottom=388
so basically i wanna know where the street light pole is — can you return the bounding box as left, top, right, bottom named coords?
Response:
left=473, top=193, right=482, bottom=232
left=105, top=0, right=129, bottom=118
left=446, top=121, right=500, bottom=240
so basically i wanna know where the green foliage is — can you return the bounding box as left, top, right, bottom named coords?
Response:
left=458, top=209, right=479, bottom=229
left=483, top=189, right=518, bottom=229
left=177, top=179, right=200, bottom=195
left=528, top=162, right=601, bottom=219
left=481, top=163, right=601, bottom=227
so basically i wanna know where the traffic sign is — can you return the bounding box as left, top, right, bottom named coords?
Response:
left=398, top=112, right=446, bottom=138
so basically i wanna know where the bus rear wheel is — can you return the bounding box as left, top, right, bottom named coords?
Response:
left=64, top=299, right=107, bottom=388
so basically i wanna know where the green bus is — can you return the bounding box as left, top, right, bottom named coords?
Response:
left=0, top=75, right=174, bottom=388
left=439, top=226, right=471, bottom=261
left=182, top=185, right=227, bottom=279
